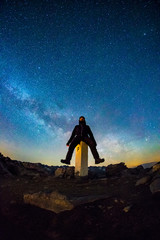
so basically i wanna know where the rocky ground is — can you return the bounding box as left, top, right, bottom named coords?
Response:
left=0, top=152, right=160, bottom=240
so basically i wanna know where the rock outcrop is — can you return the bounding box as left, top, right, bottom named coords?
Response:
left=0, top=152, right=56, bottom=177
left=24, top=190, right=109, bottom=213
left=106, top=162, right=127, bottom=177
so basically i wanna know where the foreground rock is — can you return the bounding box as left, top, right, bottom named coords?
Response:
left=106, top=162, right=127, bottom=177
left=24, top=191, right=74, bottom=213
left=150, top=162, right=160, bottom=173
left=24, top=190, right=109, bottom=213
left=0, top=154, right=12, bottom=176
left=148, top=162, right=160, bottom=197
left=135, top=176, right=151, bottom=186
left=54, top=167, right=74, bottom=179
left=150, top=178, right=160, bottom=197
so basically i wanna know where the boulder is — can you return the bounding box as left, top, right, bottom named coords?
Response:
left=54, top=167, right=75, bottom=178
left=135, top=175, right=151, bottom=186
left=0, top=155, right=25, bottom=176
left=106, top=162, right=127, bottom=177
left=54, top=167, right=66, bottom=178
left=152, top=172, right=160, bottom=181
left=129, top=165, right=144, bottom=175
left=150, top=178, right=160, bottom=197
left=6, top=160, right=24, bottom=176
left=0, top=158, right=12, bottom=175
left=65, top=167, right=74, bottom=179
left=24, top=191, right=74, bottom=213
left=150, top=162, right=160, bottom=173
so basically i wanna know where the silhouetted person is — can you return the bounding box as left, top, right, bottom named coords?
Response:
left=61, top=116, right=105, bottom=165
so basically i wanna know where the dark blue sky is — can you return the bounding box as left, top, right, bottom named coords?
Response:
left=0, top=0, right=160, bottom=167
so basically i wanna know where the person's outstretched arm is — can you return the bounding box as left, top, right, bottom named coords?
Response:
left=66, top=127, right=76, bottom=146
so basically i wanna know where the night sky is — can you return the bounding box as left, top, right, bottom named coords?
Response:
left=0, top=0, right=160, bottom=167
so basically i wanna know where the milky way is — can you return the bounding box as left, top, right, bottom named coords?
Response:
left=0, top=0, right=160, bottom=167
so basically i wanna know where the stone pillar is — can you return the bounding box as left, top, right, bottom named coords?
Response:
left=75, top=141, right=88, bottom=177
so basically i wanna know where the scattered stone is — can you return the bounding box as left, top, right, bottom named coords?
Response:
left=123, top=205, right=132, bottom=213
left=107, top=206, right=113, bottom=210
left=135, top=175, right=151, bottom=186
left=32, top=173, right=41, bottom=179
left=98, top=205, right=103, bottom=209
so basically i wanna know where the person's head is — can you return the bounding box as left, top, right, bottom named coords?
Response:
left=79, top=116, right=86, bottom=124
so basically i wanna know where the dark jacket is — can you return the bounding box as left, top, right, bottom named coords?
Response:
left=67, top=122, right=97, bottom=146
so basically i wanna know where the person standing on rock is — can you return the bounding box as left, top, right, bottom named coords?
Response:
left=61, top=116, right=105, bottom=165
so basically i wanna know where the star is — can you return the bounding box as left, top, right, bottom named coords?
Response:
left=0, top=0, right=159, bottom=167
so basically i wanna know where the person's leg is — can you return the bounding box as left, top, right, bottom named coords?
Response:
left=83, top=137, right=99, bottom=159
left=84, top=137, right=104, bottom=164
left=61, top=137, right=81, bottom=164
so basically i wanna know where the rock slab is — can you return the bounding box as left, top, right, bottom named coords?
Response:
left=24, top=191, right=74, bottom=213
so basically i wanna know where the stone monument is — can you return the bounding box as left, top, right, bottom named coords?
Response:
left=75, top=141, right=88, bottom=177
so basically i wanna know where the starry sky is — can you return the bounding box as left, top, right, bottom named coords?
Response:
left=0, top=0, right=160, bottom=167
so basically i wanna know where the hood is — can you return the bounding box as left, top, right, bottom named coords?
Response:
left=79, top=116, right=86, bottom=125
